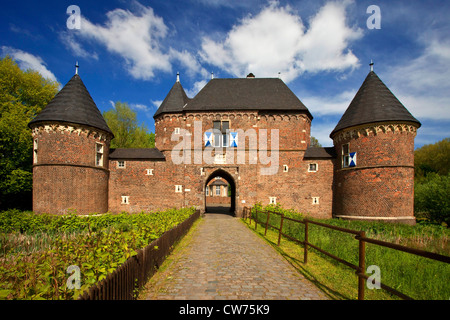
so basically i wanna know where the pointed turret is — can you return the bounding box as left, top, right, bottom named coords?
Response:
left=153, top=74, right=190, bottom=118
left=330, top=70, right=420, bottom=138
left=29, top=73, right=113, bottom=135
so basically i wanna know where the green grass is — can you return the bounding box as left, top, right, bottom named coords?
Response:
left=244, top=204, right=450, bottom=300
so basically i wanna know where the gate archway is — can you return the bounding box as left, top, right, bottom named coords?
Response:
left=205, top=169, right=236, bottom=215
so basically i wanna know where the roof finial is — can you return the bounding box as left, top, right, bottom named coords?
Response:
left=370, top=59, right=374, bottom=72
left=75, top=61, right=79, bottom=75
left=176, top=72, right=180, bottom=82
left=211, top=71, right=214, bottom=80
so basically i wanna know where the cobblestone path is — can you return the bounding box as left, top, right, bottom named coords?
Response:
left=143, top=212, right=329, bottom=300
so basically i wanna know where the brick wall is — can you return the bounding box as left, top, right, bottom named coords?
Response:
left=332, top=123, right=418, bottom=223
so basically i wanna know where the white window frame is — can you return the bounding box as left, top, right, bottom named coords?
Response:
left=215, top=185, right=221, bottom=196
left=283, top=165, right=289, bottom=172
left=146, top=169, right=154, bottom=175
left=342, top=143, right=350, bottom=168
left=269, top=197, right=277, bottom=205
left=312, top=197, right=320, bottom=205
left=121, top=196, right=129, bottom=204
left=205, top=186, right=209, bottom=196
left=308, top=163, right=318, bottom=172
left=96, top=143, right=104, bottom=167
left=117, top=161, right=126, bottom=169
left=175, top=185, right=183, bottom=193
left=33, top=139, right=38, bottom=164
left=174, top=127, right=180, bottom=135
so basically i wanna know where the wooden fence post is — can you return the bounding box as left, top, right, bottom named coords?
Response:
left=304, top=219, right=309, bottom=264
left=277, top=214, right=284, bottom=246
left=357, top=231, right=366, bottom=300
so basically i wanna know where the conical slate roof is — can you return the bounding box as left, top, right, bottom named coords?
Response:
left=330, top=71, right=420, bottom=137
left=153, top=81, right=190, bottom=118
left=28, top=74, right=113, bottom=135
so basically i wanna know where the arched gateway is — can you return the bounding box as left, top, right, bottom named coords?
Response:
left=204, top=169, right=237, bottom=215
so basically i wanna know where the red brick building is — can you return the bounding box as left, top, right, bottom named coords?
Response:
left=28, top=66, right=421, bottom=224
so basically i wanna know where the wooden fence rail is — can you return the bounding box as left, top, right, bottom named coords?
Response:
left=78, top=209, right=201, bottom=300
left=243, top=207, right=450, bottom=300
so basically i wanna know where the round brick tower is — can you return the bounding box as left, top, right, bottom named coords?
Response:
left=330, top=66, right=421, bottom=224
left=28, top=69, right=113, bottom=214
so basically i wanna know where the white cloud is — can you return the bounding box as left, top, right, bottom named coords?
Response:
left=1, top=46, right=58, bottom=82
left=199, top=1, right=362, bottom=82
left=185, top=80, right=208, bottom=98
left=65, top=4, right=205, bottom=81
left=301, top=90, right=356, bottom=117
left=387, top=34, right=450, bottom=121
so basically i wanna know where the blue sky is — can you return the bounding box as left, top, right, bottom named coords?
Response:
left=1, top=0, right=449, bottom=148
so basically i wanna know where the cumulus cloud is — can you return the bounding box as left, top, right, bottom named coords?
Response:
left=65, top=4, right=205, bottom=81
left=1, top=46, right=58, bottom=82
left=199, top=1, right=363, bottom=82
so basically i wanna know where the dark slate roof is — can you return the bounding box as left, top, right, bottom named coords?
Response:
left=330, top=71, right=421, bottom=137
left=109, top=148, right=166, bottom=160
left=304, top=147, right=337, bottom=159
left=28, top=74, right=113, bottom=135
left=153, top=81, right=190, bottom=118
left=184, top=78, right=312, bottom=118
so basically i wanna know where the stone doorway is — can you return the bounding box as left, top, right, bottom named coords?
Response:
left=205, top=169, right=236, bottom=216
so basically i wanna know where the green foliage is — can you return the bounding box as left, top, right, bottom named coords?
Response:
left=415, top=173, right=450, bottom=226
left=0, top=207, right=195, bottom=300
left=103, top=102, right=155, bottom=149
left=310, top=136, right=322, bottom=148
left=0, top=56, right=59, bottom=209
left=415, top=137, right=450, bottom=180
left=248, top=203, right=450, bottom=300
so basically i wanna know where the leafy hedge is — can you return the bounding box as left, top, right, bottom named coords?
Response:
left=0, top=207, right=195, bottom=300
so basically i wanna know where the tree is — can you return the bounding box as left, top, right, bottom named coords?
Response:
left=310, top=136, right=322, bottom=147
left=103, top=102, right=155, bottom=149
left=0, top=56, right=59, bottom=209
left=414, top=138, right=450, bottom=180
left=415, top=173, right=450, bottom=226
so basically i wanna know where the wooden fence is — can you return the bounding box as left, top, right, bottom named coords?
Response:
left=243, top=207, right=450, bottom=300
left=78, top=209, right=201, bottom=300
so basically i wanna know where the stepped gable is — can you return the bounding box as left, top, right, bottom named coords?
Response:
left=330, top=71, right=421, bottom=137
left=28, top=73, right=113, bottom=135
left=153, top=80, right=190, bottom=118
left=182, top=77, right=312, bottom=119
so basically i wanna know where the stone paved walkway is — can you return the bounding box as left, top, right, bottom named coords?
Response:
left=143, top=212, right=329, bottom=300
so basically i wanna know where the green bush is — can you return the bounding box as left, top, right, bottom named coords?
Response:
left=415, top=173, right=450, bottom=226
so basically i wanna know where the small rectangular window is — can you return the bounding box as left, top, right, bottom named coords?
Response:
left=269, top=197, right=277, bottom=204
left=174, top=127, right=180, bottom=135
left=215, top=185, right=221, bottom=196
left=342, top=143, right=350, bottom=168
left=206, top=186, right=209, bottom=196
left=308, top=163, right=318, bottom=172
left=33, top=139, right=38, bottom=164
left=146, top=169, right=154, bottom=175
left=283, top=165, right=289, bottom=172
left=175, top=185, right=183, bottom=193
left=121, top=196, right=129, bottom=204
left=96, top=143, right=104, bottom=167
left=117, top=161, right=125, bottom=168
left=312, top=197, right=319, bottom=205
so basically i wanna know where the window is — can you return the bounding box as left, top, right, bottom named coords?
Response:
left=342, top=144, right=350, bottom=168
left=308, top=163, right=318, bottom=172
left=96, top=143, right=104, bottom=167
left=146, top=169, right=154, bottom=175
left=117, top=161, right=126, bottom=168
left=283, top=165, right=289, bottom=172
left=213, top=120, right=230, bottom=147
left=121, top=196, right=129, bottom=204
left=174, top=127, right=180, bottom=135
left=175, top=185, right=183, bottom=193
left=312, top=197, right=319, bottom=205
left=205, top=186, right=209, bottom=196
left=269, top=197, right=277, bottom=204
left=215, top=185, right=221, bottom=196
left=33, top=139, right=38, bottom=164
